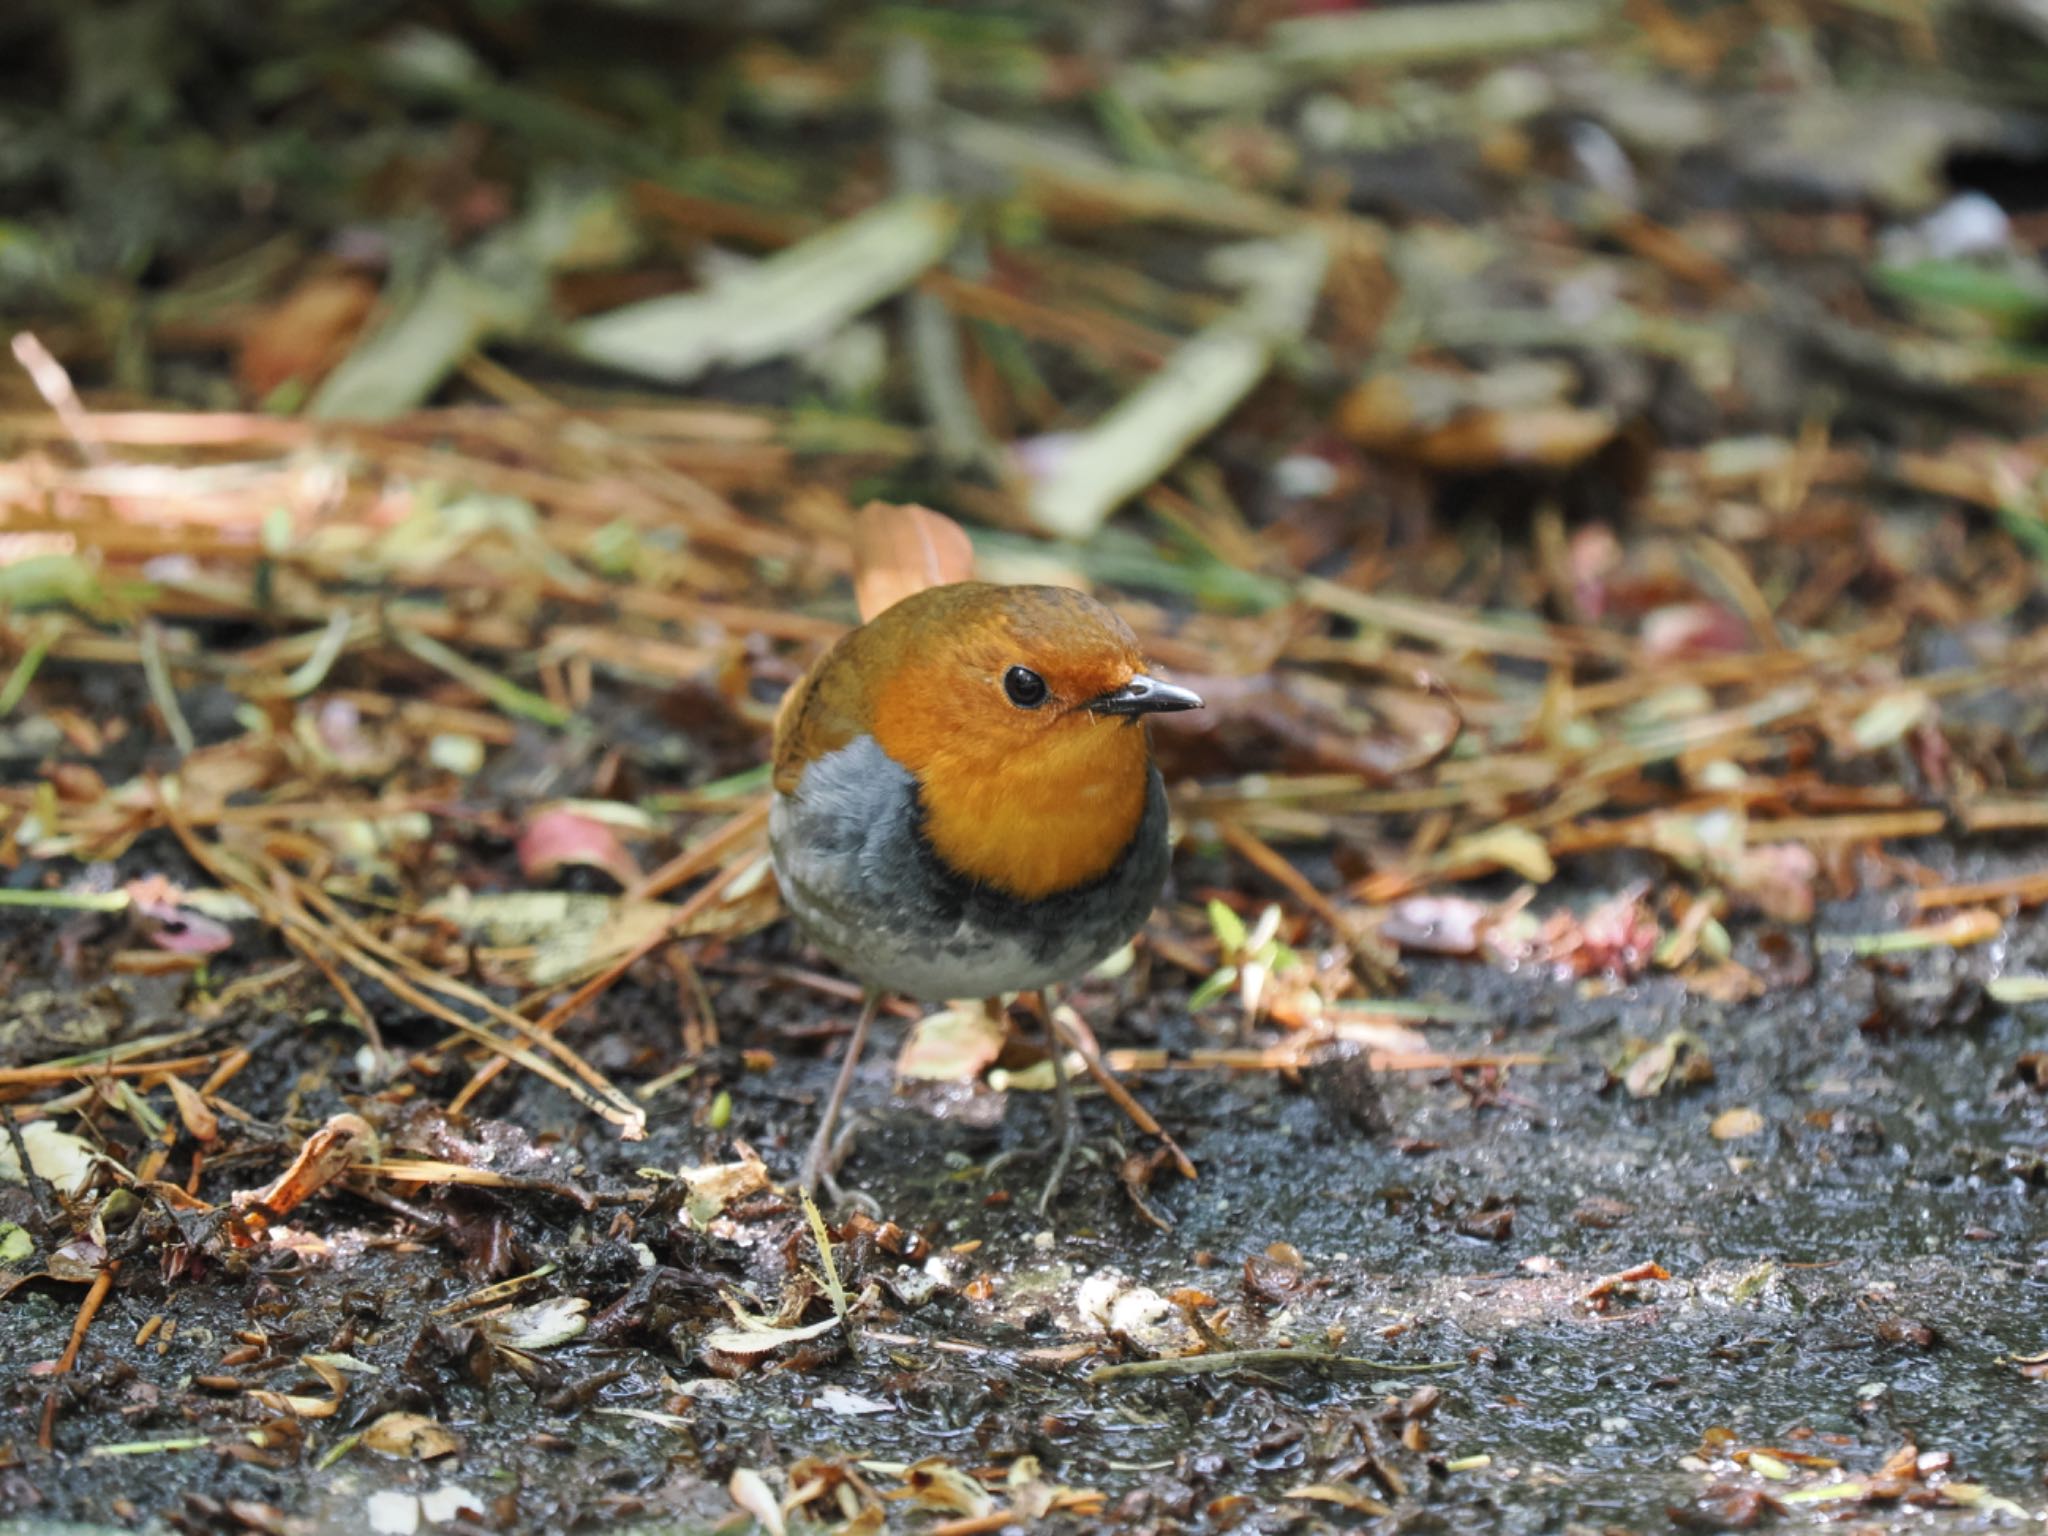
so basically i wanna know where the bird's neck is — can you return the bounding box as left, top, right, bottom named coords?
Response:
left=912, top=726, right=1153, bottom=901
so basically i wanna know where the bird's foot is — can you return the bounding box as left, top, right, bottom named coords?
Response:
left=798, top=1115, right=881, bottom=1217
left=986, top=1046, right=1085, bottom=1216
left=986, top=992, right=1085, bottom=1216
left=985, top=1114, right=1085, bottom=1217
left=797, top=990, right=885, bottom=1215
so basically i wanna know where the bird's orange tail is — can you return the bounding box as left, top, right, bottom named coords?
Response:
left=852, top=500, right=976, bottom=623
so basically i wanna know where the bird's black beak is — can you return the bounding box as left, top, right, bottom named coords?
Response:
left=1087, top=674, right=1204, bottom=719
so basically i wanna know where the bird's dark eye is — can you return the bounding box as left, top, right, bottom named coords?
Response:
left=1003, top=666, right=1048, bottom=709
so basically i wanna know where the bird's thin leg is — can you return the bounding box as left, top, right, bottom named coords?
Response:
left=1035, top=990, right=1078, bottom=1216
left=985, top=992, right=1082, bottom=1213
left=800, top=988, right=883, bottom=1203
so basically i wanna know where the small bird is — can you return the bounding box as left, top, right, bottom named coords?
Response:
left=770, top=564, right=1201, bottom=1203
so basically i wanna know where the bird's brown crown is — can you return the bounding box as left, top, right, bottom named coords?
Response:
left=773, top=583, right=1158, bottom=900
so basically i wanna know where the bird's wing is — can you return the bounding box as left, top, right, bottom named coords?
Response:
left=771, top=652, right=845, bottom=795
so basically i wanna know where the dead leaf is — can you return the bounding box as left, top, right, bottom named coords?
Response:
left=47, top=1234, right=109, bottom=1282
left=701, top=1315, right=841, bottom=1360
left=246, top=1387, right=341, bottom=1419
left=481, top=1297, right=589, bottom=1351
left=165, top=1076, right=220, bottom=1144
left=728, top=1468, right=787, bottom=1536
left=902, top=1458, right=996, bottom=1518
left=1624, top=1031, right=1711, bottom=1098
left=1939, top=1484, right=2029, bottom=1518
left=362, top=1411, right=461, bottom=1461
left=364, top=1490, right=421, bottom=1536
left=1710, top=1107, right=1766, bottom=1141
left=1671, top=1484, right=1780, bottom=1528
left=852, top=501, right=976, bottom=623
left=1584, top=1261, right=1669, bottom=1304
left=1338, top=373, right=1617, bottom=470
left=1550, top=886, right=1661, bottom=979
left=420, top=1485, right=485, bottom=1525
left=814, top=1387, right=894, bottom=1416
left=424, top=890, right=687, bottom=986
left=1457, top=1204, right=1515, bottom=1242
left=1848, top=690, right=1932, bottom=751
left=895, top=1004, right=1006, bottom=1082
left=1727, top=843, right=1818, bottom=924
left=0, top=1121, right=101, bottom=1196
left=1440, top=825, right=1556, bottom=884
left=677, top=1145, right=771, bottom=1223
left=238, top=272, right=380, bottom=401
left=1284, top=1484, right=1392, bottom=1515
left=229, top=1112, right=374, bottom=1245
left=1381, top=896, right=1493, bottom=956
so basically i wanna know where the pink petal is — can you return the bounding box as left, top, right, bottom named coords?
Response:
left=1381, top=897, right=1491, bottom=956
left=124, top=879, right=236, bottom=955
left=1640, top=602, right=1750, bottom=660
left=517, top=808, right=643, bottom=889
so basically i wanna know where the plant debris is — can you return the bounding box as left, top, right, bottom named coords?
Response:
left=4, top=0, right=2048, bottom=1528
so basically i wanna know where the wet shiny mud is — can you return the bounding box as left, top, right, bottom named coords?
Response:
left=5, top=856, right=2046, bottom=1534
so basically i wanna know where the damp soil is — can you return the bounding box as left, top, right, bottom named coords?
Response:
left=3, top=845, right=2047, bottom=1534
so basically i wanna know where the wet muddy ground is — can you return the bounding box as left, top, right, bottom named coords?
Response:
left=6, top=0, right=2048, bottom=1528
left=4, top=843, right=2046, bottom=1534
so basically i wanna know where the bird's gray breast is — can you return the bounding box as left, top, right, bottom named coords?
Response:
left=769, top=734, right=1170, bottom=1001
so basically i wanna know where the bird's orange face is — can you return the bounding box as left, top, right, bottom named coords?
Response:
left=777, top=583, right=1199, bottom=900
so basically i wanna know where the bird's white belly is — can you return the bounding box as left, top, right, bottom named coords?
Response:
left=778, top=871, right=1109, bottom=1001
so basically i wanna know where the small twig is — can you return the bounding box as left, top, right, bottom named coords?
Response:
left=84, top=1436, right=214, bottom=1458
left=926, top=1512, right=1021, bottom=1536
left=2, top=1106, right=57, bottom=1224
left=1042, top=1002, right=1196, bottom=1183
left=1302, top=577, right=1629, bottom=664
left=1820, top=910, right=2002, bottom=955
left=625, top=796, right=769, bottom=903
left=156, top=797, right=644, bottom=1134
left=885, top=35, right=998, bottom=473
left=10, top=331, right=111, bottom=466
left=1912, top=868, right=2048, bottom=912
left=281, top=610, right=357, bottom=698
left=279, top=925, right=386, bottom=1053
left=282, top=867, right=645, bottom=1132
left=0, top=1054, right=224, bottom=1090
left=1088, top=1348, right=1460, bottom=1385
left=199, top=1047, right=252, bottom=1098
left=1217, top=818, right=1359, bottom=946
left=803, top=1193, right=849, bottom=1325
left=1103, top=1047, right=1549, bottom=1074
left=451, top=825, right=762, bottom=1114
left=40, top=1263, right=120, bottom=1450
left=365, top=1159, right=598, bottom=1209
left=430, top=1263, right=560, bottom=1317
left=391, top=624, right=572, bottom=728
left=0, top=616, right=65, bottom=717
left=138, top=620, right=196, bottom=757
left=667, top=944, right=720, bottom=1055
left=0, top=887, right=130, bottom=913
